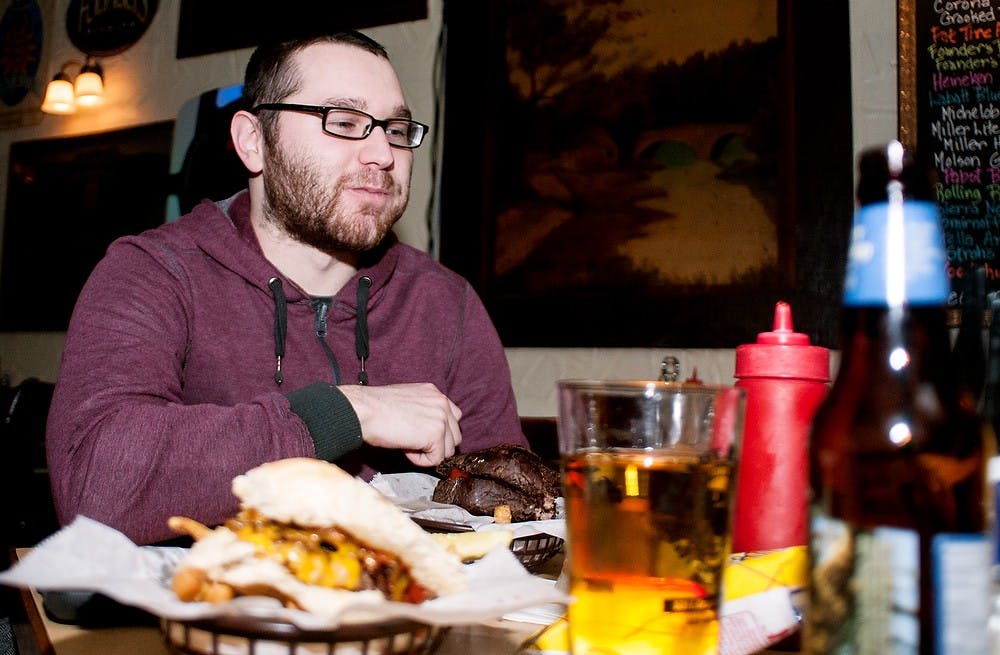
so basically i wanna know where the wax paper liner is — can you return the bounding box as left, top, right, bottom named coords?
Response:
left=0, top=516, right=570, bottom=631
left=370, top=472, right=566, bottom=540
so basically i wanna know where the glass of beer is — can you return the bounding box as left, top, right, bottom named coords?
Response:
left=556, top=380, right=746, bottom=655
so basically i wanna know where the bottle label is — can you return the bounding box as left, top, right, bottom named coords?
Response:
left=989, top=458, right=1000, bottom=653
left=808, top=511, right=989, bottom=654
left=843, top=200, right=949, bottom=306
left=933, top=534, right=990, bottom=654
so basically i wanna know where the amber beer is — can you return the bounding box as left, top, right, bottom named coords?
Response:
left=557, top=381, right=745, bottom=655
left=564, top=450, right=736, bottom=654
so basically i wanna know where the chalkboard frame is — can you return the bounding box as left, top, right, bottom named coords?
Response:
left=438, top=1, right=855, bottom=348
left=899, top=0, right=919, bottom=151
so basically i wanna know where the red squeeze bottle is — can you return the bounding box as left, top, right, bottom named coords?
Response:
left=732, top=301, right=830, bottom=553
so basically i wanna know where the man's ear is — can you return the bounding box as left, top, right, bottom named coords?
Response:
left=231, top=110, right=264, bottom=174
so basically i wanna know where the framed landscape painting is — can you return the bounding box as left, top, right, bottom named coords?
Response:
left=439, top=0, right=853, bottom=347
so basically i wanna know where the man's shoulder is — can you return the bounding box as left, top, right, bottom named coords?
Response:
left=383, top=243, right=481, bottom=305
left=113, top=196, right=234, bottom=253
left=387, top=241, right=467, bottom=285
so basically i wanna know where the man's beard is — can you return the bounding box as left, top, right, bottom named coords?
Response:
left=261, top=144, right=408, bottom=255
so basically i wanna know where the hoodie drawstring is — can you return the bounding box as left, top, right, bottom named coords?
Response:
left=355, top=276, right=371, bottom=385
left=268, top=278, right=287, bottom=385
left=267, top=276, right=372, bottom=386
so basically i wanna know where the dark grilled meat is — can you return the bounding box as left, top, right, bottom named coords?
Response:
left=432, top=444, right=560, bottom=521
left=435, top=444, right=561, bottom=496
left=432, top=476, right=557, bottom=521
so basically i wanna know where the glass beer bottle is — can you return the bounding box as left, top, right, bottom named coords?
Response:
left=805, top=141, right=988, bottom=654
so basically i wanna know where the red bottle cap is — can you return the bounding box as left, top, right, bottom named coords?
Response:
left=734, top=301, right=830, bottom=381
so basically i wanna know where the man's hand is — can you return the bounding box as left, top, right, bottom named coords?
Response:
left=338, top=383, right=463, bottom=466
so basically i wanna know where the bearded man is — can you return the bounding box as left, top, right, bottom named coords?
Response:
left=46, top=31, right=528, bottom=545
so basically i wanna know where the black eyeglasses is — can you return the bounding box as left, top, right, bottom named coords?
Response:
left=251, top=103, right=428, bottom=149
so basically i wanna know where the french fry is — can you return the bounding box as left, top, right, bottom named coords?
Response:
left=202, top=581, right=235, bottom=603
left=168, top=515, right=212, bottom=540
left=493, top=504, right=512, bottom=524
left=430, top=530, right=514, bottom=561
left=172, top=566, right=238, bottom=603
left=171, top=567, right=207, bottom=602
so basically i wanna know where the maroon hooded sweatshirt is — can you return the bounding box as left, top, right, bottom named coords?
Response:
left=46, top=191, right=526, bottom=544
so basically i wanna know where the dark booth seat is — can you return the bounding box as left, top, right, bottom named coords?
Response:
left=1, top=378, right=58, bottom=552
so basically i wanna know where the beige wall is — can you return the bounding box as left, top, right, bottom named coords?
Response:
left=0, top=0, right=891, bottom=416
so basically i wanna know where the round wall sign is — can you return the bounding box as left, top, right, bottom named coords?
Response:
left=66, top=0, right=158, bottom=57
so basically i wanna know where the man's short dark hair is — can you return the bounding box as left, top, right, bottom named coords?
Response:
left=244, top=31, right=390, bottom=141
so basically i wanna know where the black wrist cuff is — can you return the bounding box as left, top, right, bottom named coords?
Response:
left=286, top=382, right=363, bottom=461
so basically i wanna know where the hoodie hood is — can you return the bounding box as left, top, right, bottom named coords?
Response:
left=174, top=190, right=397, bottom=386
left=178, top=191, right=399, bottom=305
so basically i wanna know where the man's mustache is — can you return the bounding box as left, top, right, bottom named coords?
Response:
left=345, top=171, right=396, bottom=193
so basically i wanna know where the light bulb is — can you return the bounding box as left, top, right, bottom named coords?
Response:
left=74, top=70, right=104, bottom=107
left=40, top=75, right=76, bottom=114
left=74, top=58, right=104, bottom=107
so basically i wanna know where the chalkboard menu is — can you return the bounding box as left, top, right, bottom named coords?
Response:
left=905, top=0, right=1000, bottom=303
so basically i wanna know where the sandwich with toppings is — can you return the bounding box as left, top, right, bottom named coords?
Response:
left=168, top=458, right=467, bottom=616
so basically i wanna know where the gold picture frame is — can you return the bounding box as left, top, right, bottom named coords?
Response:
left=897, top=0, right=917, bottom=149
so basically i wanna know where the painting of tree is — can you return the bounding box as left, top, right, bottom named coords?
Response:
left=492, top=0, right=782, bottom=291
left=440, top=0, right=853, bottom=347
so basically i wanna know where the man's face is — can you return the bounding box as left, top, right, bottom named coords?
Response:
left=261, top=42, right=414, bottom=254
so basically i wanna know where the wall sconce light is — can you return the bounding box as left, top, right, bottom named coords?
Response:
left=41, top=57, right=105, bottom=115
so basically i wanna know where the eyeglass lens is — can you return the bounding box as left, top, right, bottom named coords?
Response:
left=323, top=109, right=424, bottom=147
